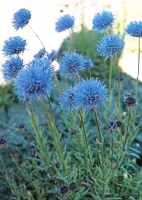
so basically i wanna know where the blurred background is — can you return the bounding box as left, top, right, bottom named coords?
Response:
left=0, top=0, right=142, bottom=83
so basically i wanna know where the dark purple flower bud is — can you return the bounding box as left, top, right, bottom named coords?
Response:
left=124, top=95, right=136, bottom=107
left=108, top=120, right=122, bottom=132
left=0, top=138, right=7, bottom=145
left=60, top=185, right=69, bottom=194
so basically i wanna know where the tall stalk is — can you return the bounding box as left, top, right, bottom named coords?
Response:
left=136, top=37, right=141, bottom=99
left=93, top=108, right=105, bottom=199
left=108, top=59, right=113, bottom=107
left=94, top=109, right=104, bottom=166
left=42, top=101, right=67, bottom=174
left=79, top=110, right=93, bottom=169
left=124, top=107, right=131, bottom=146
left=28, top=25, right=46, bottom=50
left=27, top=103, right=50, bottom=167
left=110, top=133, right=114, bottom=170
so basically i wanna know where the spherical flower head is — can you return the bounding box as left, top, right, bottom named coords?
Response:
left=93, top=11, right=114, bottom=32
left=15, top=57, right=53, bottom=101
left=75, top=79, right=107, bottom=110
left=126, top=21, right=142, bottom=37
left=3, top=56, right=23, bottom=80
left=59, top=52, right=84, bottom=77
left=59, top=87, right=78, bottom=111
left=3, top=36, right=26, bottom=56
left=55, top=15, right=74, bottom=32
left=13, top=8, right=31, bottom=30
left=97, top=35, right=124, bottom=59
left=34, top=48, right=46, bottom=59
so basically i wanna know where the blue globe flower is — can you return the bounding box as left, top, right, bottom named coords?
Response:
left=59, top=52, right=84, bottom=77
left=13, top=8, right=31, bottom=30
left=97, top=35, right=124, bottom=59
left=126, top=21, right=142, bottom=37
left=75, top=79, right=107, bottom=110
left=59, top=87, right=78, bottom=111
left=93, top=11, right=114, bottom=32
left=34, top=48, right=46, bottom=59
left=3, top=36, right=26, bottom=56
left=3, top=56, right=23, bottom=80
left=55, top=15, right=74, bottom=32
left=15, top=58, right=53, bottom=101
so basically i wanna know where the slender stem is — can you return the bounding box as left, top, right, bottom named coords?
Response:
left=124, top=107, right=131, bottom=146
left=27, top=103, right=50, bottom=166
left=94, top=109, right=104, bottom=166
left=109, top=59, right=113, bottom=107
left=28, top=25, right=46, bottom=50
left=93, top=109, right=105, bottom=199
left=136, top=37, right=141, bottom=99
left=42, top=101, right=67, bottom=173
left=118, top=78, right=122, bottom=110
left=79, top=110, right=93, bottom=168
left=137, top=37, right=141, bottom=81
left=94, top=109, right=103, bottom=143
left=110, top=134, right=114, bottom=170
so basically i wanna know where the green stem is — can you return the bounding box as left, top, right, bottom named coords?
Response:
left=94, top=109, right=104, bottom=166
left=94, top=109, right=103, bottom=144
left=109, top=60, right=113, bottom=107
left=136, top=37, right=141, bottom=99
left=27, top=103, right=50, bottom=166
left=110, top=134, right=114, bottom=170
left=137, top=37, right=141, bottom=81
left=118, top=77, right=122, bottom=110
left=124, top=107, right=131, bottom=146
left=79, top=110, right=93, bottom=168
left=29, top=25, right=46, bottom=50
left=93, top=109, right=105, bottom=199
left=42, top=101, right=67, bottom=173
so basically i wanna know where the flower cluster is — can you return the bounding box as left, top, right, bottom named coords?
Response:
left=13, top=8, right=31, bottom=30
left=97, top=35, right=124, bottom=59
left=3, top=36, right=26, bottom=56
left=1, top=8, right=121, bottom=111
left=93, top=11, right=114, bottom=32
left=3, top=56, right=23, bottom=80
left=55, top=15, right=74, bottom=32
left=59, top=79, right=107, bottom=111
left=59, top=52, right=94, bottom=77
left=15, top=58, right=53, bottom=101
left=126, top=21, right=142, bottom=37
